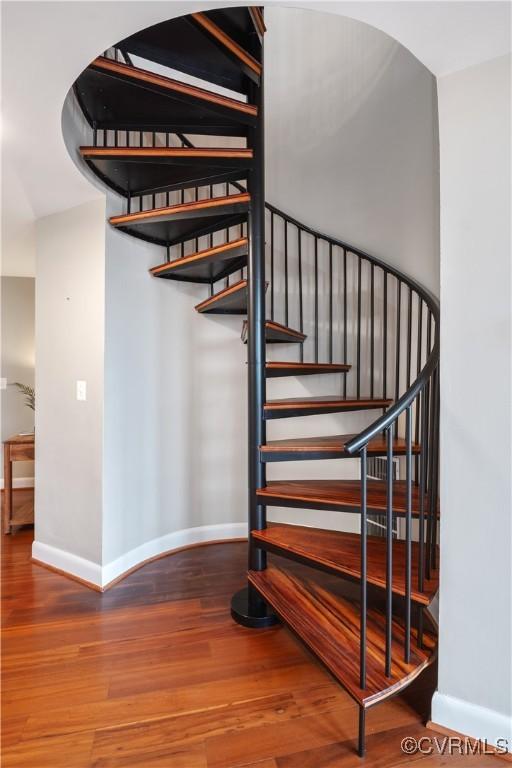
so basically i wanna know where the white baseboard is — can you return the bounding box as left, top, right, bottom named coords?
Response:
left=431, top=692, right=512, bottom=748
left=32, top=522, right=248, bottom=590
left=0, top=476, right=34, bottom=490
left=32, top=540, right=102, bottom=586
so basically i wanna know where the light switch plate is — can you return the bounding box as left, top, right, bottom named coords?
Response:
left=76, top=380, right=87, bottom=401
left=0, top=378, right=7, bottom=390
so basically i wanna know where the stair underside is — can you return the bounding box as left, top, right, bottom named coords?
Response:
left=109, top=193, right=249, bottom=247
left=261, top=433, right=420, bottom=461
left=81, top=146, right=252, bottom=197
left=151, top=238, right=247, bottom=283
left=253, top=523, right=438, bottom=605
left=75, top=57, right=256, bottom=135
left=242, top=320, right=307, bottom=344
left=248, top=564, right=436, bottom=708
left=119, top=16, right=256, bottom=93
left=265, top=362, right=351, bottom=378
left=264, top=396, right=392, bottom=419
left=257, top=480, right=437, bottom=518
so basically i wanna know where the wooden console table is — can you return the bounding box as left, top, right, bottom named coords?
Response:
left=3, top=434, right=35, bottom=534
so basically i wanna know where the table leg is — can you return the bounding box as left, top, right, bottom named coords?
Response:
left=3, top=447, right=12, bottom=534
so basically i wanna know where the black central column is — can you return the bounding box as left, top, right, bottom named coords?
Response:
left=231, top=37, right=278, bottom=628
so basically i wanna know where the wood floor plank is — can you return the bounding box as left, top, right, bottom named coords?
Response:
left=91, top=693, right=297, bottom=763
left=1, top=731, right=95, bottom=768
left=1, top=528, right=441, bottom=767
left=24, top=663, right=328, bottom=739
left=92, top=741, right=208, bottom=768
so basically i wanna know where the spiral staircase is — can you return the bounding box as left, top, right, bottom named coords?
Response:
left=72, top=7, right=440, bottom=757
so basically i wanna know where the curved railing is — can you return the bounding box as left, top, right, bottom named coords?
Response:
left=265, top=202, right=439, bottom=682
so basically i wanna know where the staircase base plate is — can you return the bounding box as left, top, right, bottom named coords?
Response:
left=231, top=586, right=279, bottom=628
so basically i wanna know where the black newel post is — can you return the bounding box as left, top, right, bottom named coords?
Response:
left=231, top=31, right=277, bottom=629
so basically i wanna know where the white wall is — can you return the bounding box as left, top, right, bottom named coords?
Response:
left=102, top=195, right=248, bottom=568
left=33, top=198, right=106, bottom=574
left=432, top=53, right=512, bottom=745
left=265, top=7, right=440, bottom=296
left=1, top=277, right=35, bottom=481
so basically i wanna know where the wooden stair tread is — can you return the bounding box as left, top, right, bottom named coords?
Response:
left=109, top=194, right=249, bottom=248
left=81, top=147, right=253, bottom=160
left=248, top=7, right=266, bottom=38
left=257, top=480, right=437, bottom=518
left=265, top=362, right=351, bottom=378
left=82, top=149, right=252, bottom=198
left=261, top=433, right=420, bottom=460
left=192, top=12, right=262, bottom=78
left=248, top=565, right=436, bottom=707
left=150, top=238, right=247, bottom=283
left=196, top=279, right=248, bottom=314
left=90, top=56, right=257, bottom=118
left=253, top=523, right=438, bottom=605
left=111, top=193, right=249, bottom=225
left=241, top=320, right=306, bottom=344
left=264, top=396, right=392, bottom=419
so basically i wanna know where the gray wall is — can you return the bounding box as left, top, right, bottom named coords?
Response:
left=35, top=198, right=105, bottom=565
left=1, top=276, right=35, bottom=480
left=265, top=7, right=440, bottom=297
left=432, top=52, right=512, bottom=742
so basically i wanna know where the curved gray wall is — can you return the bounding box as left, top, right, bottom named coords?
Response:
left=265, top=7, right=439, bottom=295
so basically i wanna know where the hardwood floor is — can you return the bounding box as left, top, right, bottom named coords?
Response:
left=1, top=514, right=493, bottom=767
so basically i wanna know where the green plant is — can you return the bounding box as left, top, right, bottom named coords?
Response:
left=11, top=382, right=35, bottom=411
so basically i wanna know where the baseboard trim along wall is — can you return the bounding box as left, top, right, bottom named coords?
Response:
left=32, top=522, right=248, bottom=591
left=431, top=692, right=512, bottom=752
left=0, top=477, right=35, bottom=489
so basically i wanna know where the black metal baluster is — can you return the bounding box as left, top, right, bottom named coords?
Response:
left=284, top=219, right=289, bottom=328
left=430, top=368, right=440, bottom=570
left=209, top=185, right=214, bottom=249
left=385, top=422, right=394, bottom=677
left=417, top=387, right=427, bottom=648
left=93, top=122, right=97, bottom=147
left=415, top=298, right=423, bottom=481
left=395, top=280, right=402, bottom=403
left=329, top=244, right=333, bottom=363
left=360, top=445, right=368, bottom=690
left=405, top=405, right=412, bottom=663
left=270, top=211, right=274, bottom=321
left=151, top=130, right=156, bottom=209
left=343, top=248, right=347, bottom=397
left=298, top=229, right=303, bottom=363
left=356, top=257, right=362, bottom=398
left=370, top=263, right=375, bottom=398
left=407, top=287, right=412, bottom=388
left=383, top=271, right=388, bottom=400
left=314, top=237, right=318, bottom=363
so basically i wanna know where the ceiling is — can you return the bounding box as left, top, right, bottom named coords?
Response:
left=1, top=1, right=510, bottom=276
